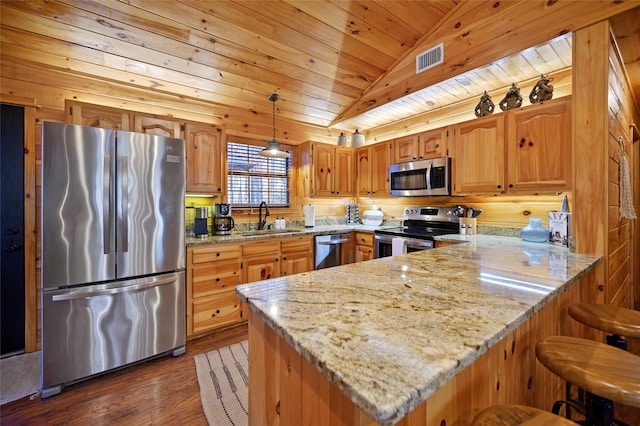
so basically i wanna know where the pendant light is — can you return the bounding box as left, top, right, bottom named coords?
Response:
left=259, top=93, right=289, bottom=158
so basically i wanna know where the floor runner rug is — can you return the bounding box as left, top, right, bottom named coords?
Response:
left=0, top=351, right=41, bottom=405
left=194, top=341, right=249, bottom=426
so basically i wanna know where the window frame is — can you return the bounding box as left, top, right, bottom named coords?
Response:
left=226, top=136, right=294, bottom=209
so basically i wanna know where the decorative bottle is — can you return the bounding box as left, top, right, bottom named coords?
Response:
left=521, top=217, right=548, bottom=243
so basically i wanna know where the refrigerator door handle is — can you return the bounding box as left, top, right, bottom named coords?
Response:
left=103, top=154, right=111, bottom=254
left=51, top=275, right=177, bottom=301
left=121, top=156, right=129, bottom=253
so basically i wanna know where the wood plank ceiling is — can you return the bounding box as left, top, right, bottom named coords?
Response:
left=1, top=1, right=638, bottom=144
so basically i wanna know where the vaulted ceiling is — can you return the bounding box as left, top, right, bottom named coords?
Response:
left=1, top=1, right=638, bottom=144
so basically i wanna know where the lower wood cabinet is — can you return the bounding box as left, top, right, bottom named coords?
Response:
left=187, top=235, right=314, bottom=337
left=192, top=292, right=246, bottom=335
left=187, top=243, right=243, bottom=336
left=354, top=232, right=374, bottom=262
left=243, top=240, right=281, bottom=283
left=281, top=236, right=314, bottom=276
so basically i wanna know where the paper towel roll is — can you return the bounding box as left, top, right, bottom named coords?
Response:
left=303, top=205, right=315, bottom=227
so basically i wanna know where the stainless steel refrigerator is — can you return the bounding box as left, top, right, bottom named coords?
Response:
left=40, top=122, right=186, bottom=398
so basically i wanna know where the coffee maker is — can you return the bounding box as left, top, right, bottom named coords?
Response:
left=212, top=203, right=235, bottom=235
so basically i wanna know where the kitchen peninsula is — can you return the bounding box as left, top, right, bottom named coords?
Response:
left=235, top=235, right=601, bottom=425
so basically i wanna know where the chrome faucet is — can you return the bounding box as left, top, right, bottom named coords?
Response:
left=258, top=201, right=270, bottom=230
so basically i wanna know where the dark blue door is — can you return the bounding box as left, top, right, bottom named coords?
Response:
left=1, top=103, right=25, bottom=356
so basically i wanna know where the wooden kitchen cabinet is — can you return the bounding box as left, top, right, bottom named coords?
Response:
left=184, top=122, right=224, bottom=193
left=356, top=141, right=391, bottom=196
left=65, top=100, right=131, bottom=130
left=133, top=114, right=182, bottom=138
left=392, top=128, right=449, bottom=163
left=452, top=114, right=505, bottom=194
left=354, top=232, right=374, bottom=262
left=280, top=236, right=314, bottom=276
left=417, top=127, right=449, bottom=160
left=192, top=292, right=245, bottom=335
left=187, top=243, right=243, bottom=336
left=300, top=142, right=355, bottom=197
left=452, top=97, right=571, bottom=195
left=243, top=239, right=281, bottom=283
left=506, top=97, right=572, bottom=192
left=393, top=134, right=419, bottom=163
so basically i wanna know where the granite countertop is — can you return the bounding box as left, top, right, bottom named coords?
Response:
left=235, top=235, right=601, bottom=425
left=185, top=223, right=392, bottom=246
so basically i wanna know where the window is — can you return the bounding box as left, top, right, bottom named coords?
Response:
left=227, top=141, right=291, bottom=207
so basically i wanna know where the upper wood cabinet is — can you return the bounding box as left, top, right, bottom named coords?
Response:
left=452, top=97, right=571, bottom=195
left=392, top=128, right=448, bottom=163
left=300, top=142, right=355, bottom=197
left=506, top=98, right=572, bottom=192
left=133, top=114, right=182, bottom=138
left=453, top=114, right=505, bottom=194
left=393, top=134, right=419, bottom=163
left=184, top=123, right=224, bottom=194
left=417, top=127, right=449, bottom=160
left=356, top=142, right=391, bottom=196
left=65, top=100, right=130, bottom=130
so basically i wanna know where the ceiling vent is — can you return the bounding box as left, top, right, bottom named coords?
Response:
left=416, top=42, right=444, bottom=74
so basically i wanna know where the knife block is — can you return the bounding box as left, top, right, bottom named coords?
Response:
left=459, top=218, right=477, bottom=235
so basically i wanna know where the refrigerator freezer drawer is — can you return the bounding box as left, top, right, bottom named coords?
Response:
left=41, top=271, right=186, bottom=394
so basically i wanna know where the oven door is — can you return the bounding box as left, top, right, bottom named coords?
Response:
left=374, top=234, right=433, bottom=259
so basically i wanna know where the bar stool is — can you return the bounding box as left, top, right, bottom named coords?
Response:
left=568, top=303, right=640, bottom=349
left=472, top=404, right=578, bottom=425
left=566, top=303, right=640, bottom=421
left=535, top=336, right=640, bottom=425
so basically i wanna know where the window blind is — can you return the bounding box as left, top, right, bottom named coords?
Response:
left=227, top=141, right=291, bottom=207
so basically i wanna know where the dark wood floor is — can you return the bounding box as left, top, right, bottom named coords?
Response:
left=0, top=325, right=248, bottom=426
left=2, top=327, right=639, bottom=425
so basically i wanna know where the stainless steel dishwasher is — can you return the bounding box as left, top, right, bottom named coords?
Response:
left=315, top=233, right=351, bottom=269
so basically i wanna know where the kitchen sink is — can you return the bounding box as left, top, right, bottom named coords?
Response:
left=234, top=228, right=305, bottom=237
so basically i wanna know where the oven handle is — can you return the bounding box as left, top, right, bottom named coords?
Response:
left=317, top=238, right=350, bottom=245
left=374, top=234, right=434, bottom=248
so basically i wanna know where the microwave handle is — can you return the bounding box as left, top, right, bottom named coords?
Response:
left=426, top=161, right=432, bottom=193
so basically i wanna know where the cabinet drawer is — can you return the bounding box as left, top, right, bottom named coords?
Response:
left=355, top=232, right=374, bottom=247
left=191, top=244, right=242, bottom=263
left=192, top=291, right=245, bottom=333
left=281, top=235, right=313, bottom=253
left=243, top=239, right=280, bottom=256
left=192, top=259, right=242, bottom=297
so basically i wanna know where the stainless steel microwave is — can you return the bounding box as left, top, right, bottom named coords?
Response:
left=389, top=157, right=451, bottom=196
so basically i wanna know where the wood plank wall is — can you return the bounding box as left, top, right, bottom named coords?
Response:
left=573, top=21, right=637, bottom=311
left=608, top=38, right=635, bottom=307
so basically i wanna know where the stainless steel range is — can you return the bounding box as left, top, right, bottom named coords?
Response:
left=374, top=206, right=459, bottom=258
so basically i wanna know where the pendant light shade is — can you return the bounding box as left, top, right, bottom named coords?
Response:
left=259, top=93, right=289, bottom=158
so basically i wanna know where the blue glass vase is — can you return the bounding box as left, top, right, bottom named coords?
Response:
left=521, top=217, right=548, bottom=243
